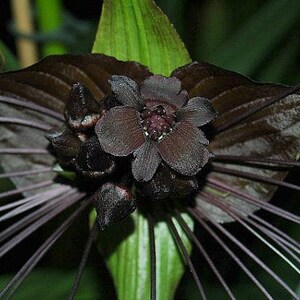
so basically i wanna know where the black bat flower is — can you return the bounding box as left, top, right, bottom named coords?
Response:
left=0, top=54, right=299, bottom=299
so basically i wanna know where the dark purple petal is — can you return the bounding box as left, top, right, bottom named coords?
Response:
left=95, top=107, right=145, bottom=156
left=132, top=140, right=161, bottom=182
left=140, top=75, right=188, bottom=108
left=158, top=122, right=210, bottom=175
left=177, top=97, right=217, bottom=127
left=109, top=75, right=143, bottom=109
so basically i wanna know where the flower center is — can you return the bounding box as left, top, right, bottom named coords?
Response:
left=140, top=105, right=176, bottom=141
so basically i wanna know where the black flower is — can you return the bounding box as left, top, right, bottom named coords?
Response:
left=0, top=54, right=299, bottom=299
left=95, top=75, right=217, bottom=181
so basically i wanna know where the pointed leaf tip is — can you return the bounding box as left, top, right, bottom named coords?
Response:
left=92, top=0, right=191, bottom=75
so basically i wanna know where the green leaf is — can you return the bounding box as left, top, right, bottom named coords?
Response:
left=92, top=0, right=191, bottom=75
left=52, top=164, right=77, bottom=180
left=92, top=1, right=193, bottom=298
left=98, top=210, right=193, bottom=300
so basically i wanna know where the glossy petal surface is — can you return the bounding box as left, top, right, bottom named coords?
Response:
left=95, top=106, right=145, bottom=156
left=132, top=140, right=161, bottom=182
left=158, top=122, right=210, bottom=175
left=140, top=75, right=188, bottom=108
left=177, top=97, right=217, bottom=127
left=109, top=75, right=143, bottom=109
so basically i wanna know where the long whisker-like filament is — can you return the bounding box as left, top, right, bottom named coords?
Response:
left=249, top=214, right=300, bottom=253
left=166, top=213, right=207, bottom=300
left=0, top=148, right=49, bottom=154
left=0, top=187, right=73, bottom=222
left=212, top=155, right=300, bottom=168
left=68, top=221, right=98, bottom=300
left=214, top=84, right=300, bottom=133
left=200, top=192, right=300, bottom=275
left=0, top=168, right=53, bottom=179
left=0, top=192, right=85, bottom=258
left=174, top=209, right=236, bottom=300
left=212, top=165, right=300, bottom=191
left=0, top=189, right=81, bottom=243
left=242, top=217, right=300, bottom=264
left=188, top=207, right=273, bottom=300
left=0, top=117, right=52, bottom=131
left=0, top=95, right=64, bottom=120
left=147, top=213, right=156, bottom=300
left=192, top=205, right=300, bottom=300
left=207, top=177, right=300, bottom=223
left=0, top=180, right=54, bottom=201
left=0, top=187, right=65, bottom=212
left=0, top=197, right=93, bottom=299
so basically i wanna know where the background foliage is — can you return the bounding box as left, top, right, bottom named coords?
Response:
left=0, top=0, right=299, bottom=299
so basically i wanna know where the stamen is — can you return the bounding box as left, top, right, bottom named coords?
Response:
left=214, top=84, right=300, bottom=133
left=0, top=197, right=93, bottom=299
left=166, top=213, right=207, bottom=300
left=148, top=214, right=156, bottom=300
left=174, top=210, right=236, bottom=300
left=68, top=221, right=98, bottom=300
left=0, top=117, right=52, bottom=131
left=212, top=165, right=300, bottom=191
left=0, top=95, right=64, bottom=121
left=140, top=106, right=176, bottom=141
left=0, top=167, right=53, bottom=179
left=188, top=207, right=273, bottom=300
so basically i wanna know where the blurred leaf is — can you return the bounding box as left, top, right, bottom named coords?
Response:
left=195, top=0, right=229, bottom=61
left=257, top=38, right=300, bottom=84
left=0, top=268, right=101, bottom=299
left=209, top=0, right=300, bottom=76
left=0, top=40, right=20, bottom=71
left=92, top=0, right=191, bottom=75
left=36, top=0, right=67, bottom=56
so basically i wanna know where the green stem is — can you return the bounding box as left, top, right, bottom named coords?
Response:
left=35, top=0, right=67, bottom=56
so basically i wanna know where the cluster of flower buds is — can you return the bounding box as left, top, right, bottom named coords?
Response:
left=45, top=82, right=116, bottom=178
left=46, top=75, right=216, bottom=229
